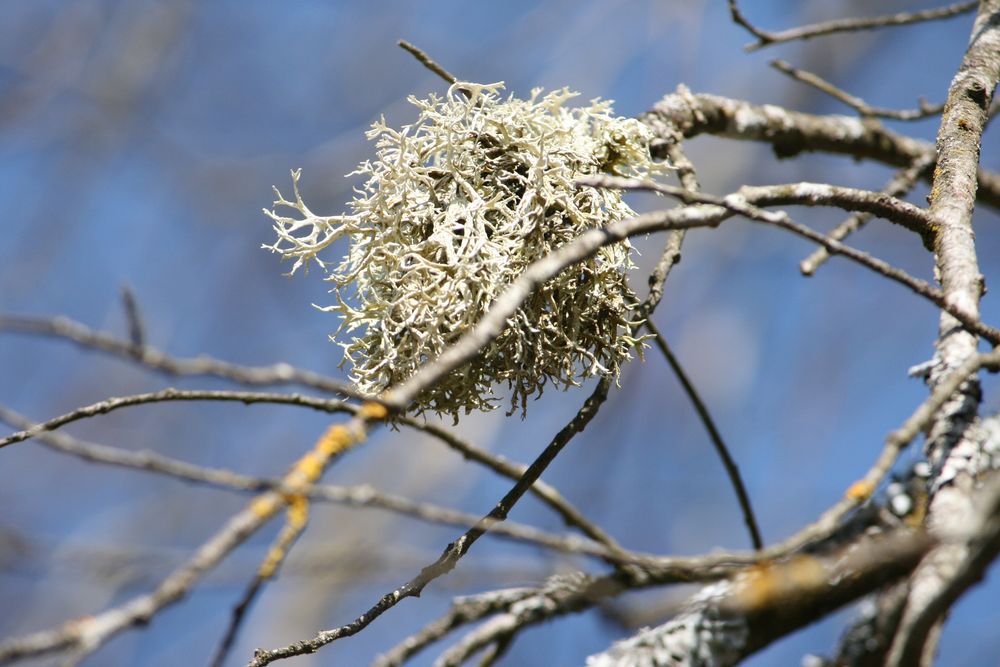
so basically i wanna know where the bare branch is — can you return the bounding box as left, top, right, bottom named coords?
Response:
left=770, top=59, right=943, bottom=121
left=404, top=417, right=626, bottom=552
left=0, top=314, right=365, bottom=399
left=640, top=88, right=1000, bottom=210
left=577, top=175, right=1000, bottom=345
left=247, top=379, right=610, bottom=666
left=728, top=0, right=978, bottom=52
left=0, top=388, right=347, bottom=450
left=119, top=285, right=147, bottom=350
left=398, top=39, right=458, bottom=86
left=645, top=320, right=762, bottom=551
left=801, top=153, right=936, bottom=276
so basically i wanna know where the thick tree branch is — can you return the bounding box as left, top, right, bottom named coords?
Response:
left=639, top=88, right=1000, bottom=210
left=887, top=2, right=1000, bottom=664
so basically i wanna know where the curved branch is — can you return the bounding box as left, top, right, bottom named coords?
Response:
left=770, top=59, right=943, bottom=121
left=0, top=389, right=347, bottom=450
left=645, top=320, right=763, bottom=551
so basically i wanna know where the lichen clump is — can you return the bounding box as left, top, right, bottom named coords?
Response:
left=265, top=81, right=663, bottom=418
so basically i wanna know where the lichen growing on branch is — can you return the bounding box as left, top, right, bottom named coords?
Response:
left=265, top=81, right=665, bottom=418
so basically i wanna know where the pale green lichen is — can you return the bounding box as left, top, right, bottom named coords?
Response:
left=265, top=81, right=664, bottom=419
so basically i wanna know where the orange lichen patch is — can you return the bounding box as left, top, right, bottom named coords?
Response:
left=731, top=555, right=827, bottom=611
left=316, top=424, right=357, bottom=456
left=258, top=551, right=280, bottom=579
left=250, top=494, right=282, bottom=519
left=287, top=495, right=309, bottom=526
left=291, top=452, right=323, bottom=483
left=258, top=498, right=310, bottom=579
left=845, top=479, right=875, bottom=501
left=358, top=401, right=389, bottom=421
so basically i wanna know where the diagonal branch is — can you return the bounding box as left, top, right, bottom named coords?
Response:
left=0, top=410, right=384, bottom=665
left=801, top=153, right=936, bottom=275
left=728, top=0, right=978, bottom=52
left=247, top=379, right=610, bottom=666
left=770, top=59, right=943, bottom=121
left=645, top=320, right=762, bottom=550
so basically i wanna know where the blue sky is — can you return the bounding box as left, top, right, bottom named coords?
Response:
left=2, top=2, right=999, bottom=665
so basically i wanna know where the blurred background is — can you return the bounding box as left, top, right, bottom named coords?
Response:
left=2, top=1, right=999, bottom=665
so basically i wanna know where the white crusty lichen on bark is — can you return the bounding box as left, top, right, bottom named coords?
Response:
left=265, top=81, right=665, bottom=419
left=586, top=581, right=748, bottom=667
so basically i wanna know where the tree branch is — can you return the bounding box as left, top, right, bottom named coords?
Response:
left=645, top=320, right=763, bottom=551
left=887, top=1, right=1000, bottom=663
left=639, top=88, right=1000, bottom=210
left=0, top=314, right=364, bottom=399
left=728, top=0, right=978, bottom=52
left=770, top=59, right=943, bottom=121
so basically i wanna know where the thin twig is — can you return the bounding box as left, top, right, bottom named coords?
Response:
left=403, top=417, right=625, bottom=553
left=0, top=412, right=383, bottom=665
left=577, top=175, right=1000, bottom=345
left=771, top=59, right=943, bottom=121
left=119, top=285, right=147, bottom=350
left=0, top=388, right=347, bottom=450
left=728, top=0, right=978, bottom=52
left=398, top=39, right=458, bottom=86
left=210, top=497, right=310, bottom=667
left=801, top=153, right=935, bottom=275
left=645, top=320, right=763, bottom=550
left=0, top=314, right=365, bottom=399
left=248, top=380, right=610, bottom=666
left=0, top=404, right=619, bottom=560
